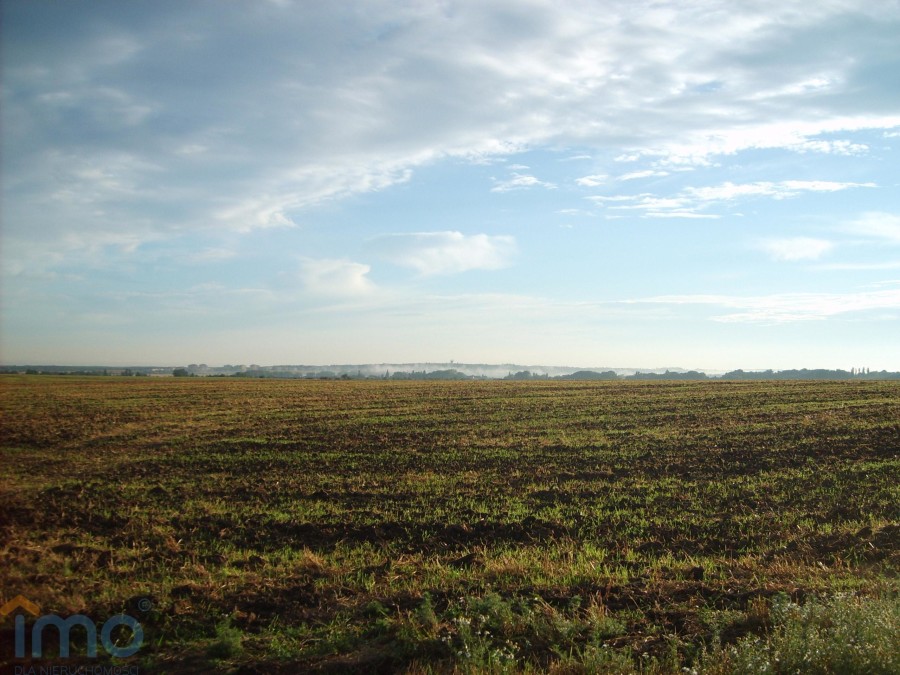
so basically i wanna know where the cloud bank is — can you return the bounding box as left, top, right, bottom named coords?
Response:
left=4, top=0, right=900, bottom=258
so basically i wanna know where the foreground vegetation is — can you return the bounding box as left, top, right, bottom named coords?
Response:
left=1, top=376, right=897, bottom=672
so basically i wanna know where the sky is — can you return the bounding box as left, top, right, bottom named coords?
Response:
left=2, top=0, right=900, bottom=370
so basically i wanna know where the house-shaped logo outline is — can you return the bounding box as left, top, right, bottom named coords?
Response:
left=0, top=595, right=41, bottom=619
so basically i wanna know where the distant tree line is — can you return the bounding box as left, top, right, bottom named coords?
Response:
left=505, top=370, right=619, bottom=380
left=1, top=367, right=150, bottom=376
left=625, top=370, right=708, bottom=380
left=719, top=368, right=900, bottom=380
left=228, top=368, right=489, bottom=380
left=5, top=365, right=900, bottom=381
left=503, top=368, right=900, bottom=381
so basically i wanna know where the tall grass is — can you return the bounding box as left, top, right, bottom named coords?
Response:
left=698, top=593, right=899, bottom=674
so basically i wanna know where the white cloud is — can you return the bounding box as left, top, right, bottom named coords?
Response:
left=642, top=116, right=900, bottom=167
left=749, top=76, right=834, bottom=99
left=841, top=212, right=900, bottom=243
left=6, top=0, right=899, bottom=261
left=589, top=195, right=642, bottom=203
left=589, top=180, right=875, bottom=217
left=686, top=180, right=875, bottom=202
left=215, top=198, right=298, bottom=232
left=618, top=170, right=670, bottom=181
left=491, top=173, right=556, bottom=192
left=297, top=258, right=375, bottom=296
left=575, top=174, right=607, bottom=187
left=760, top=237, right=834, bottom=261
left=794, top=139, right=868, bottom=155
left=368, top=231, right=516, bottom=275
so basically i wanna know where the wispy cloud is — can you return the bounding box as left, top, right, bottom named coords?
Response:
left=5, top=1, right=898, bottom=261
left=759, top=237, right=834, bottom=261
left=793, top=139, right=869, bottom=155
left=368, top=231, right=516, bottom=276
left=491, top=173, right=556, bottom=193
left=588, top=180, right=875, bottom=217
left=840, top=212, right=900, bottom=243
left=806, top=212, right=900, bottom=270
left=631, top=289, right=900, bottom=323
left=215, top=197, right=299, bottom=232
left=634, top=116, right=900, bottom=167
left=618, top=170, right=670, bottom=181
left=686, top=180, right=876, bottom=202
left=297, top=258, right=375, bottom=296
left=575, top=174, right=607, bottom=187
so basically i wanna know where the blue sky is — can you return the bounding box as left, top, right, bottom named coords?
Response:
left=2, top=0, right=899, bottom=369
